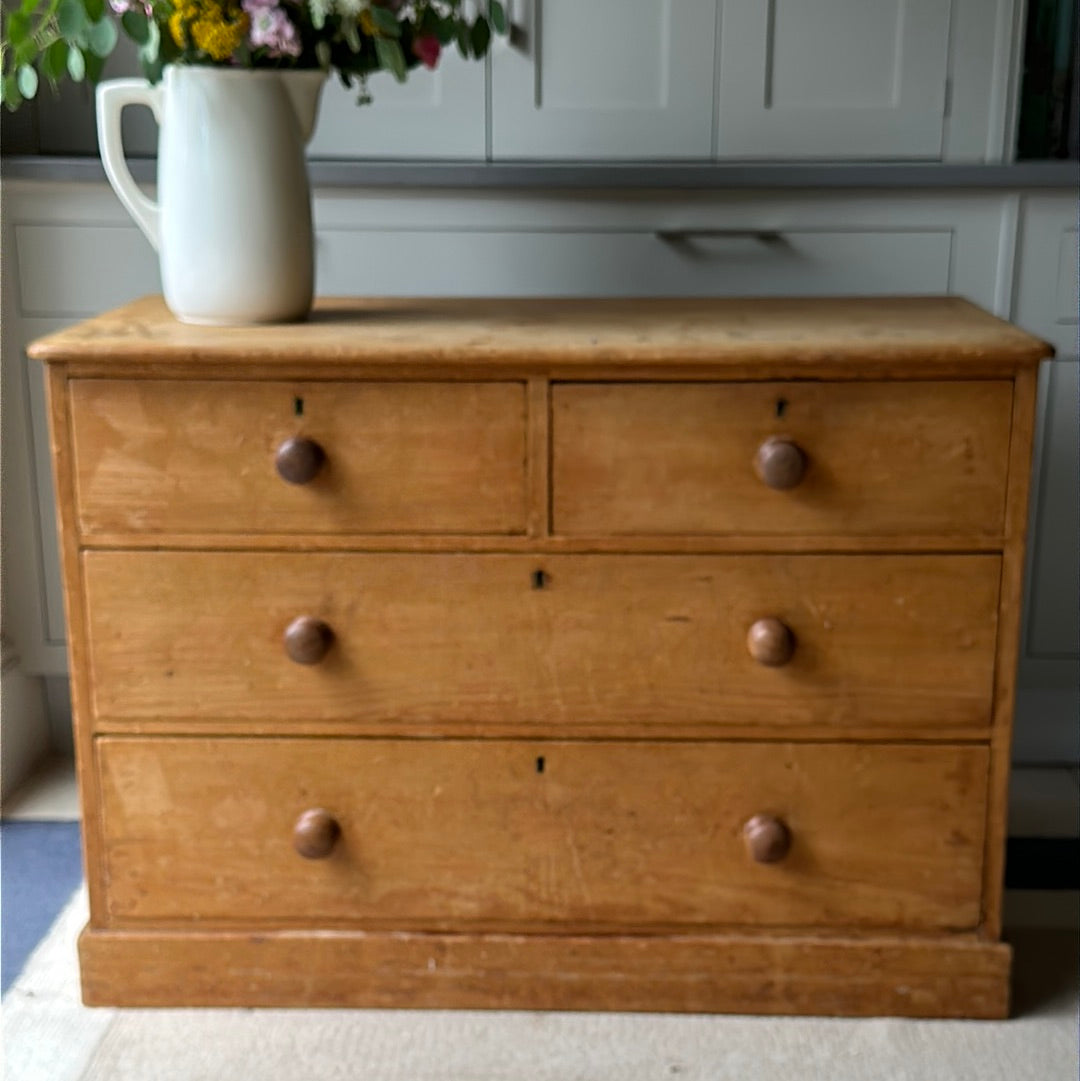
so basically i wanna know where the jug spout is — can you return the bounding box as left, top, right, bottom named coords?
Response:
left=283, top=70, right=328, bottom=142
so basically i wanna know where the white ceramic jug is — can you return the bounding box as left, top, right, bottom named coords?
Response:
left=97, top=67, right=326, bottom=325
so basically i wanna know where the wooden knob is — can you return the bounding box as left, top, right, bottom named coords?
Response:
left=746, top=617, right=795, bottom=667
left=292, top=808, right=340, bottom=860
left=275, top=437, right=325, bottom=485
left=283, top=616, right=334, bottom=665
left=743, top=814, right=791, bottom=864
left=754, top=437, right=806, bottom=490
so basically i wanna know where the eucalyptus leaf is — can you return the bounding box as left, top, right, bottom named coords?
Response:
left=489, top=0, right=506, bottom=34
left=66, top=42, right=85, bottom=80
left=84, top=48, right=105, bottom=81
left=14, top=38, right=38, bottom=66
left=42, top=38, right=69, bottom=81
left=1, top=73, right=23, bottom=109
left=85, top=16, right=118, bottom=58
left=454, top=22, right=469, bottom=58
left=16, top=63, right=38, bottom=99
left=19, top=0, right=39, bottom=19
left=374, top=35, right=406, bottom=81
left=56, top=0, right=88, bottom=39
left=5, top=11, right=29, bottom=43
left=369, top=4, right=401, bottom=37
left=432, top=14, right=454, bottom=44
left=84, top=0, right=105, bottom=23
left=314, top=39, right=331, bottom=68
left=121, top=9, right=151, bottom=45
left=469, top=13, right=489, bottom=56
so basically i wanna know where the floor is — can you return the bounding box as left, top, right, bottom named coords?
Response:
left=1, top=756, right=1077, bottom=996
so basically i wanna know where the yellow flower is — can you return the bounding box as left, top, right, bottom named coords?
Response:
left=358, top=8, right=374, bottom=35
left=170, top=0, right=249, bottom=60
left=191, top=4, right=250, bottom=60
left=169, top=0, right=196, bottom=47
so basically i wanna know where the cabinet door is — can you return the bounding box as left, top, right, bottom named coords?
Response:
left=491, top=0, right=718, bottom=159
left=716, top=0, right=951, bottom=159
left=308, top=57, right=485, bottom=159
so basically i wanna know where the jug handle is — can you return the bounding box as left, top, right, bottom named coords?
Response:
left=96, top=79, right=164, bottom=251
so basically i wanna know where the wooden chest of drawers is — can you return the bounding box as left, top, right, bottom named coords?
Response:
left=31, top=295, right=1050, bottom=1018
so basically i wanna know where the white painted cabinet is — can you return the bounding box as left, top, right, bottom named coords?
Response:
left=309, top=58, right=485, bottom=160
left=716, top=0, right=951, bottom=160
left=20, top=0, right=1023, bottom=162
left=1012, top=194, right=1079, bottom=763
left=489, top=0, right=719, bottom=159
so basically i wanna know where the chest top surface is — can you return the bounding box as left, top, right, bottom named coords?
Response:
left=28, top=295, right=1051, bottom=377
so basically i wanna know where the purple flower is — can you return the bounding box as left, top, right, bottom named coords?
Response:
left=244, top=2, right=302, bottom=57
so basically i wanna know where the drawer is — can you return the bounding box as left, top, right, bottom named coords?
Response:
left=68, top=379, right=527, bottom=535
left=552, top=381, right=1013, bottom=537
left=317, top=227, right=954, bottom=298
left=83, top=552, right=1000, bottom=734
left=97, top=737, right=988, bottom=932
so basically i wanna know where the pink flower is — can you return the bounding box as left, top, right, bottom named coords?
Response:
left=412, top=33, right=440, bottom=69
left=109, top=0, right=152, bottom=15
left=245, top=2, right=302, bottom=57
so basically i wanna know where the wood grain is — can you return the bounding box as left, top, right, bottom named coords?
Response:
left=32, top=294, right=1045, bottom=1017
left=68, top=379, right=527, bottom=535
left=982, top=367, right=1040, bottom=939
left=77, top=927, right=1011, bottom=1017
left=553, top=381, right=1014, bottom=536
left=82, top=552, right=1001, bottom=732
left=30, top=295, right=1050, bottom=376
left=43, top=366, right=105, bottom=921
left=96, top=737, right=988, bottom=933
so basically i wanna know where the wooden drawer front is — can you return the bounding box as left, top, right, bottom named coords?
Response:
left=98, top=737, right=988, bottom=931
left=69, top=380, right=527, bottom=535
left=552, top=382, right=1013, bottom=537
left=84, top=552, right=999, bottom=733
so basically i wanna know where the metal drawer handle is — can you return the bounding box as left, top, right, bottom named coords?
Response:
left=655, top=229, right=788, bottom=247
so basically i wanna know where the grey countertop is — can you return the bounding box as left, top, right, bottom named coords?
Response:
left=2, top=155, right=1077, bottom=189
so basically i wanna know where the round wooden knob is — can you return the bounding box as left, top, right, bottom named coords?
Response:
left=743, top=814, right=791, bottom=864
left=753, top=437, right=806, bottom=490
left=275, top=437, right=325, bottom=485
left=292, top=808, right=340, bottom=859
left=283, top=616, right=334, bottom=665
left=746, top=617, right=795, bottom=667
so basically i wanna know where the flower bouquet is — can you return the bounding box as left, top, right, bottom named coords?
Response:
left=2, top=0, right=505, bottom=108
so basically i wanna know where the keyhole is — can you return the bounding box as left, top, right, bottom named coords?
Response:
left=775, top=398, right=788, bottom=419
left=531, top=569, right=547, bottom=590
left=536, top=756, right=545, bottom=774
left=294, top=396, right=305, bottom=417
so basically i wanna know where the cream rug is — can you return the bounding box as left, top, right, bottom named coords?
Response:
left=3, top=888, right=1077, bottom=1081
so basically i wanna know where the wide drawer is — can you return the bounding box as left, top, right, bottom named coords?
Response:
left=83, top=552, right=1000, bottom=734
left=552, top=381, right=1013, bottom=537
left=97, top=737, right=988, bottom=932
left=68, top=379, right=527, bottom=535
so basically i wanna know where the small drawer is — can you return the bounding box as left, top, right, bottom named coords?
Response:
left=69, top=379, right=527, bottom=535
left=97, top=736, right=987, bottom=932
left=83, top=551, right=999, bottom=734
left=552, top=381, right=1013, bottom=537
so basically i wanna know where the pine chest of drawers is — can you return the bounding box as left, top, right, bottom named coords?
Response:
left=31, top=295, right=1050, bottom=1018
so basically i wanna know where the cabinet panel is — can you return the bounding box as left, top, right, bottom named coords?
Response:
left=69, top=380, right=527, bottom=536
left=491, top=0, right=718, bottom=159
left=308, top=58, right=485, bottom=160
left=83, top=552, right=1000, bottom=733
left=553, top=381, right=1012, bottom=537
left=717, top=0, right=951, bottom=159
left=98, top=736, right=988, bottom=932
left=319, top=227, right=952, bottom=297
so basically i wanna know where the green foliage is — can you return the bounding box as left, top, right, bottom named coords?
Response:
left=1, top=0, right=506, bottom=110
